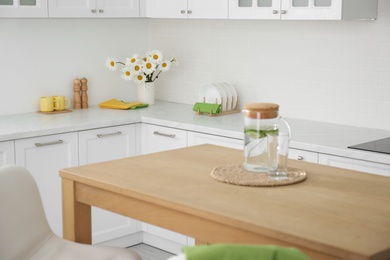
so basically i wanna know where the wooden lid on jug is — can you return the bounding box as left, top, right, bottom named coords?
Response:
left=243, top=103, right=279, bottom=119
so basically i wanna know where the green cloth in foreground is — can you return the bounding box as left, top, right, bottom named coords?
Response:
left=193, top=102, right=221, bottom=114
left=182, top=244, right=310, bottom=260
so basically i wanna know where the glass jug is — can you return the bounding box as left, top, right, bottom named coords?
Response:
left=243, top=103, right=291, bottom=174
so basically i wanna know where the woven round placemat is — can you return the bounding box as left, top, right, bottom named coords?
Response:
left=211, top=164, right=307, bottom=187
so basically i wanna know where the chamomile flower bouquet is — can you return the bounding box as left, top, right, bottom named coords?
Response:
left=105, top=50, right=178, bottom=84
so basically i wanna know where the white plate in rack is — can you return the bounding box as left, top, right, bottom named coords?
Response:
left=219, top=82, right=233, bottom=111
left=198, top=83, right=222, bottom=105
left=212, top=82, right=228, bottom=112
left=222, top=82, right=237, bottom=110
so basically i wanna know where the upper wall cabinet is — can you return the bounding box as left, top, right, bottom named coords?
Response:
left=146, top=0, right=228, bottom=19
left=48, top=0, right=139, bottom=18
left=0, top=0, right=48, bottom=17
left=229, top=0, right=378, bottom=20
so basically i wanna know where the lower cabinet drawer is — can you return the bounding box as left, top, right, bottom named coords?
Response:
left=289, top=148, right=318, bottom=163
left=187, top=132, right=243, bottom=149
left=142, top=124, right=187, bottom=154
left=319, top=154, right=390, bottom=177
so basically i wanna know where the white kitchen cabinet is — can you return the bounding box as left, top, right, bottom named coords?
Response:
left=0, top=0, right=48, bottom=17
left=0, top=140, right=15, bottom=166
left=78, top=125, right=142, bottom=246
left=146, top=0, right=228, bottom=19
left=289, top=148, right=318, bottom=163
left=318, top=154, right=390, bottom=177
left=142, top=126, right=246, bottom=254
left=187, top=132, right=243, bottom=150
left=141, top=123, right=190, bottom=254
left=48, top=0, right=139, bottom=18
left=15, top=133, right=78, bottom=237
left=229, top=0, right=378, bottom=20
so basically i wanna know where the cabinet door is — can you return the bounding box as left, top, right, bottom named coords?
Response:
left=187, top=132, right=243, bottom=149
left=289, top=148, right=318, bottom=163
left=146, top=0, right=186, bottom=18
left=15, top=133, right=78, bottom=237
left=0, top=140, right=15, bottom=166
left=79, top=125, right=141, bottom=245
left=141, top=124, right=188, bottom=254
left=229, top=0, right=281, bottom=19
left=49, top=0, right=139, bottom=18
left=188, top=0, right=228, bottom=19
left=282, top=0, right=341, bottom=20
left=0, top=0, right=48, bottom=17
left=318, top=154, right=390, bottom=177
left=48, top=0, right=96, bottom=17
left=97, top=0, right=139, bottom=17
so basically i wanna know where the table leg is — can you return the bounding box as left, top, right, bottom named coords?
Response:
left=62, top=178, right=92, bottom=244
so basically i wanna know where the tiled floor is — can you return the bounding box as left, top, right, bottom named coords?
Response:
left=129, top=243, right=174, bottom=260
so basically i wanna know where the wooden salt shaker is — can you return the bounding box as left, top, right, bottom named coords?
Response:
left=80, top=77, right=88, bottom=109
left=73, top=78, right=82, bottom=109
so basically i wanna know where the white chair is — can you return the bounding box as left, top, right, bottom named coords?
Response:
left=0, top=165, right=141, bottom=260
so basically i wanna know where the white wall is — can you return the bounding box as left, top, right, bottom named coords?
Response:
left=150, top=0, right=390, bottom=131
left=0, top=18, right=149, bottom=115
left=0, top=1, right=389, bottom=131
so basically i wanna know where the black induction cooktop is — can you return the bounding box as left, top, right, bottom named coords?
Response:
left=348, top=137, right=390, bottom=155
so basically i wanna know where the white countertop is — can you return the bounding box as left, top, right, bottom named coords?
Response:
left=1, top=101, right=389, bottom=165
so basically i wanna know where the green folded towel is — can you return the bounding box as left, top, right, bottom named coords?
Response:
left=182, top=244, right=309, bottom=260
left=193, top=102, right=221, bottom=114
left=128, top=103, right=149, bottom=110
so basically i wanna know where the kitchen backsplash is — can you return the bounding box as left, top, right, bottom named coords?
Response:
left=0, top=0, right=389, bottom=131
left=0, top=18, right=149, bottom=116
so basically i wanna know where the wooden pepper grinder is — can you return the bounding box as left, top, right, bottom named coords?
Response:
left=73, top=78, right=82, bottom=109
left=80, top=77, right=89, bottom=109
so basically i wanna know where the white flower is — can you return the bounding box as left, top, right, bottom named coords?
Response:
left=160, top=60, right=171, bottom=72
left=106, top=57, right=117, bottom=71
left=121, top=67, right=134, bottom=81
left=131, top=62, right=142, bottom=73
left=142, top=59, right=156, bottom=74
left=149, top=50, right=163, bottom=63
left=134, top=73, right=146, bottom=84
left=125, top=54, right=139, bottom=66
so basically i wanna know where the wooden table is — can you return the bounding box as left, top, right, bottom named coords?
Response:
left=61, top=144, right=390, bottom=260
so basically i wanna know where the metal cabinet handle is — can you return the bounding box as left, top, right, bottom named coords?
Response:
left=35, top=140, right=64, bottom=147
left=281, top=10, right=287, bottom=14
left=272, top=10, right=278, bottom=14
left=153, top=131, right=176, bottom=138
left=297, top=156, right=304, bottom=161
left=97, top=131, right=122, bottom=138
left=91, top=9, right=97, bottom=13
left=99, top=9, right=104, bottom=13
left=187, top=10, right=192, bottom=14
left=180, top=10, right=186, bottom=14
